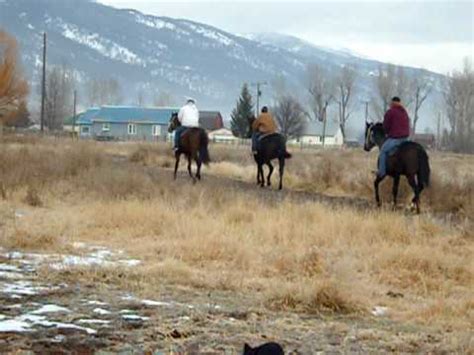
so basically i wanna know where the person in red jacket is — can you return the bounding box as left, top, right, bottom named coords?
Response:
left=378, top=96, right=410, bottom=177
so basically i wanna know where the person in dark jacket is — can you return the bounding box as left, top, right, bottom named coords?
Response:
left=378, top=96, right=410, bottom=177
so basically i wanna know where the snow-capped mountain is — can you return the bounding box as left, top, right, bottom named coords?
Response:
left=1, top=0, right=442, bottom=130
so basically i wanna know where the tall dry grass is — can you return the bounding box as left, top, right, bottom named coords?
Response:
left=0, top=136, right=472, bottom=331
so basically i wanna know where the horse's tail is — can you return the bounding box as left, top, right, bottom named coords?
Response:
left=199, top=129, right=211, bottom=165
left=280, top=135, right=292, bottom=159
left=417, top=147, right=430, bottom=188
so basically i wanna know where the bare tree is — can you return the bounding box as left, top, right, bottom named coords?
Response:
left=307, top=63, right=335, bottom=122
left=137, top=87, right=146, bottom=106
left=273, top=95, right=307, bottom=139
left=444, top=58, right=474, bottom=153
left=0, top=30, right=29, bottom=129
left=336, top=65, right=357, bottom=140
left=372, top=64, right=412, bottom=119
left=410, top=72, right=432, bottom=134
left=45, top=64, right=73, bottom=130
left=86, top=78, right=123, bottom=107
left=153, top=90, right=175, bottom=107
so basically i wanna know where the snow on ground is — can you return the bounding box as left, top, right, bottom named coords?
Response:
left=0, top=242, right=223, bottom=340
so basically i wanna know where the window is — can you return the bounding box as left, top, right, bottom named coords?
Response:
left=152, top=125, right=161, bottom=137
left=128, top=123, right=137, bottom=135
left=102, top=123, right=110, bottom=132
left=81, top=126, right=90, bottom=134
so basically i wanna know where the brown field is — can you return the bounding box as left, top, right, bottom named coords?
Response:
left=0, top=135, right=473, bottom=353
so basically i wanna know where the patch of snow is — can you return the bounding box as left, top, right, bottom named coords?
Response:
left=185, top=23, right=235, bottom=47
left=122, top=314, right=149, bottom=321
left=32, top=304, right=70, bottom=315
left=372, top=306, right=389, bottom=316
left=0, top=315, right=6, bottom=320
left=1, top=280, right=56, bottom=296
left=119, top=309, right=134, bottom=314
left=0, top=319, right=31, bottom=332
left=0, top=270, right=25, bottom=279
left=141, top=299, right=172, bottom=307
left=0, top=263, right=22, bottom=272
left=18, top=314, right=97, bottom=334
left=77, top=319, right=110, bottom=325
left=27, top=24, right=35, bottom=30
left=93, top=308, right=111, bottom=316
left=59, top=21, right=143, bottom=66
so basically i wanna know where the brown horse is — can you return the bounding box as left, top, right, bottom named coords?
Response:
left=248, top=116, right=291, bottom=190
left=364, top=122, right=430, bottom=213
left=168, top=113, right=210, bottom=182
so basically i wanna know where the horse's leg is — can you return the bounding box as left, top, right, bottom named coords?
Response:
left=187, top=155, right=196, bottom=183
left=195, top=153, right=202, bottom=180
left=258, top=163, right=265, bottom=188
left=278, top=157, right=285, bottom=190
left=392, top=175, right=400, bottom=208
left=374, top=175, right=384, bottom=207
left=266, top=162, right=274, bottom=186
left=174, top=153, right=180, bottom=180
left=407, top=174, right=420, bottom=214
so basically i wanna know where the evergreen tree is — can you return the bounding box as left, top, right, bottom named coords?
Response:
left=231, top=84, right=254, bottom=138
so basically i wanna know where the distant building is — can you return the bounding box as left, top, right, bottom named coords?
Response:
left=208, top=128, right=238, bottom=143
left=290, top=120, right=344, bottom=147
left=76, top=106, right=223, bottom=141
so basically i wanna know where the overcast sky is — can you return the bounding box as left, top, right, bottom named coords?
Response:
left=99, top=0, right=473, bottom=73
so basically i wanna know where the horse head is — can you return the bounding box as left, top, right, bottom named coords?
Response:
left=364, top=121, right=385, bottom=151
left=168, top=112, right=180, bottom=133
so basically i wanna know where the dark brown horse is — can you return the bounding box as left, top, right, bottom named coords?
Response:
left=364, top=122, right=430, bottom=213
left=248, top=116, right=291, bottom=190
left=168, top=113, right=210, bottom=182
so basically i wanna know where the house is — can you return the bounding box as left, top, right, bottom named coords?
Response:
left=76, top=106, right=224, bottom=141
left=290, top=120, right=344, bottom=147
left=208, top=128, right=238, bottom=143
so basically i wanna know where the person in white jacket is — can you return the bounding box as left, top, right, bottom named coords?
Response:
left=174, top=98, right=200, bottom=150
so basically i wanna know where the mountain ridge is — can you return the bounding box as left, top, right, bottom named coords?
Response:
left=0, top=0, right=442, bottom=132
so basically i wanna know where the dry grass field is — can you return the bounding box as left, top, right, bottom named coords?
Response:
left=0, top=135, right=473, bottom=352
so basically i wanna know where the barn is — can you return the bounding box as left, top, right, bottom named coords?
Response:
left=77, top=106, right=223, bottom=141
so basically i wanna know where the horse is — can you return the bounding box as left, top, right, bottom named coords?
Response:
left=248, top=116, right=292, bottom=190
left=168, top=112, right=210, bottom=182
left=364, top=122, right=431, bottom=213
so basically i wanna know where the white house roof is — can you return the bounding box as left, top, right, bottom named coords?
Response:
left=303, top=120, right=340, bottom=137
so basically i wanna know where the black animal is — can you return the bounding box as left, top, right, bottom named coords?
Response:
left=168, top=112, right=210, bottom=182
left=243, top=342, right=284, bottom=355
left=364, top=122, right=431, bottom=213
left=248, top=116, right=291, bottom=190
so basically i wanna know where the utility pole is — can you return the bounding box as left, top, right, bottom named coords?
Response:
left=322, top=105, right=327, bottom=148
left=40, top=32, right=47, bottom=132
left=251, top=81, right=267, bottom=116
left=72, top=90, right=77, bottom=139
left=364, top=100, right=369, bottom=122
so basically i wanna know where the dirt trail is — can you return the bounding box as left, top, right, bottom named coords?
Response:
left=145, top=164, right=373, bottom=210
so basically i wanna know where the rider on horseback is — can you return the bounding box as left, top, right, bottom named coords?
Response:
left=174, top=98, right=200, bottom=151
left=251, top=106, right=278, bottom=155
left=377, top=97, right=410, bottom=178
